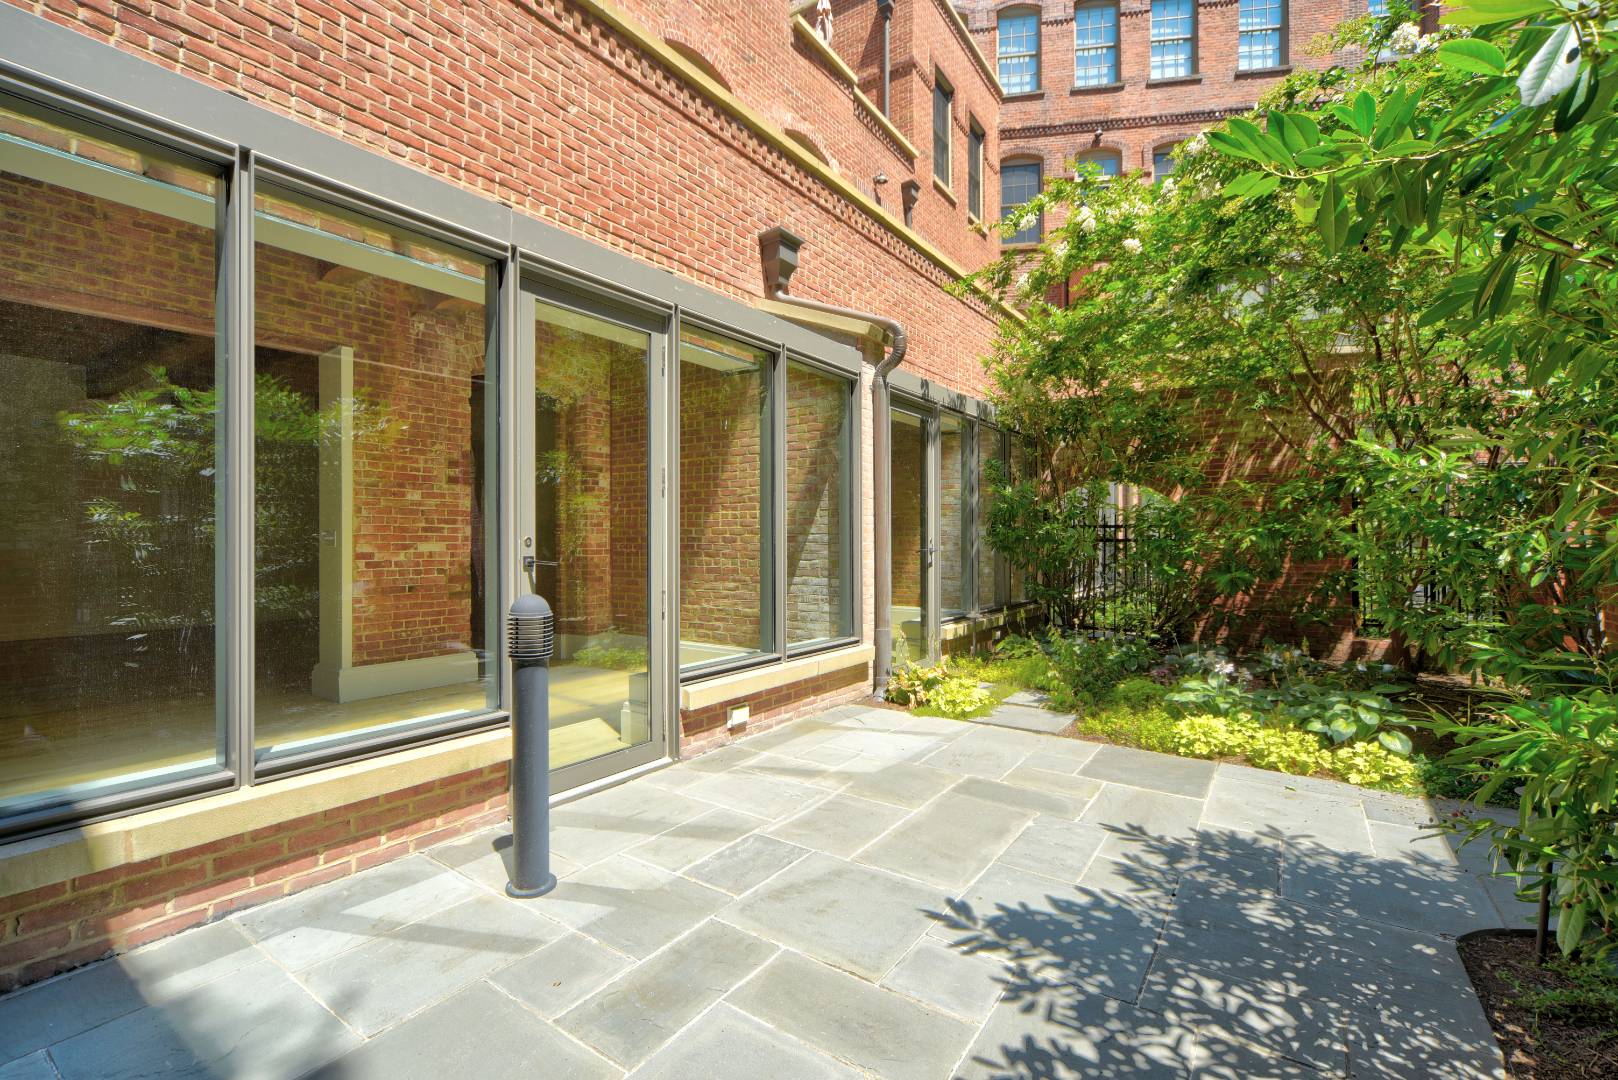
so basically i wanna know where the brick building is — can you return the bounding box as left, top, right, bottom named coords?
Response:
left=957, top=0, right=1373, bottom=234
left=0, top=0, right=1386, bottom=992
left=0, top=0, right=1043, bottom=990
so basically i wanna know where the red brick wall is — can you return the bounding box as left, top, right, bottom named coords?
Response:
left=785, top=362, right=851, bottom=643
left=679, top=661, right=869, bottom=754
left=0, top=763, right=509, bottom=994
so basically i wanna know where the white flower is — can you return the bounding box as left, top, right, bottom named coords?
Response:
left=1052, top=239, right=1070, bottom=260
left=1183, top=133, right=1208, bottom=158
left=1076, top=205, right=1097, bottom=233
left=1389, top=21, right=1421, bottom=54
left=1015, top=272, right=1031, bottom=294
left=1122, top=237, right=1142, bottom=255
left=1162, top=177, right=1178, bottom=196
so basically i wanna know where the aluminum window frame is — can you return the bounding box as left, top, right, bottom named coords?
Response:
left=1000, top=157, right=1044, bottom=244
left=1237, top=0, right=1287, bottom=70
left=0, top=15, right=870, bottom=840
left=1150, top=0, right=1198, bottom=80
left=1073, top=1, right=1121, bottom=87
left=932, top=69, right=954, bottom=189
left=996, top=7, right=1042, bottom=94
left=783, top=352, right=863, bottom=660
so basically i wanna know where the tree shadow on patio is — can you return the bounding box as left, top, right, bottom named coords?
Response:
left=929, top=822, right=1507, bottom=1079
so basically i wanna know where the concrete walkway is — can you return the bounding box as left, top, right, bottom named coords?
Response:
left=0, top=703, right=1522, bottom=1079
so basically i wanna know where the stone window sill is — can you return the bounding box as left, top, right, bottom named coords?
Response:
left=1145, top=74, right=1203, bottom=87
left=1235, top=65, right=1292, bottom=78
left=1071, top=81, right=1125, bottom=95
left=679, top=643, right=874, bottom=712
left=1002, top=90, right=1046, bottom=102
left=933, top=176, right=958, bottom=205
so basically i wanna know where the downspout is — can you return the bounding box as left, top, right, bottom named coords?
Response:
left=759, top=227, right=907, bottom=696
left=876, top=0, right=894, bottom=116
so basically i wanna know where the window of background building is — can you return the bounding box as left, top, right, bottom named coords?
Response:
left=786, top=361, right=853, bottom=649
left=1, top=98, right=226, bottom=819
left=1077, top=148, right=1122, bottom=178
left=252, top=186, right=496, bottom=766
left=997, top=9, right=1041, bottom=94
left=1367, top=0, right=1388, bottom=15
left=933, top=72, right=953, bottom=188
left=1001, top=160, right=1043, bottom=244
left=1153, top=143, right=1180, bottom=183
left=1150, top=0, right=1196, bottom=79
left=968, top=122, right=985, bottom=220
left=1074, top=2, right=1120, bottom=86
left=679, top=326, right=773, bottom=672
left=1238, top=0, right=1285, bottom=69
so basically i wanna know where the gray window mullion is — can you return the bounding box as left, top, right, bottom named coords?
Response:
left=221, top=146, right=255, bottom=787
left=771, top=344, right=788, bottom=661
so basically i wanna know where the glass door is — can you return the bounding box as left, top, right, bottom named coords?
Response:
left=521, top=286, right=670, bottom=786
left=890, top=405, right=933, bottom=666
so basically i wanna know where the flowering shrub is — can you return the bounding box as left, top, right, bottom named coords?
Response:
left=886, top=662, right=994, bottom=719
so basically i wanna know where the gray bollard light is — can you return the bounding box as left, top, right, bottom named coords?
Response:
left=506, top=592, right=557, bottom=899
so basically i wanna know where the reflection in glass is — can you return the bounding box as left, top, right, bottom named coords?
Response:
left=939, top=413, right=969, bottom=619
left=0, top=100, right=224, bottom=817
left=252, top=186, right=494, bottom=763
left=890, top=408, right=928, bottom=665
left=535, top=301, right=652, bottom=769
left=978, top=427, right=1002, bottom=610
left=679, top=326, right=772, bottom=671
left=1011, top=438, right=1032, bottom=602
left=786, top=362, right=852, bottom=648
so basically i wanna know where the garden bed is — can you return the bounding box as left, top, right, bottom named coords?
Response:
left=889, top=634, right=1512, bottom=800
left=1458, top=930, right=1618, bottom=1079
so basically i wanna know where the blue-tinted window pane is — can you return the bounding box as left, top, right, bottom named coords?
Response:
left=997, top=12, right=1041, bottom=93
left=1238, top=0, right=1284, bottom=69
left=1150, top=0, right=1195, bottom=79
left=1073, top=4, right=1119, bottom=87
left=1153, top=145, right=1178, bottom=182
left=933, top=80, right=951, bottom=185
left=1079, top=151, right=1121, bottom=178
left=1367, top=0, right=1388, bottom=15
left=1001, top=162, right=1042, bottom=244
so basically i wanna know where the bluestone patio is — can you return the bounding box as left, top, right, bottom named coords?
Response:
left=0, top=703, right=1520, bottom=1079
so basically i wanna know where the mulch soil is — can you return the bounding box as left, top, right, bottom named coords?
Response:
left=1457, top=930, right=1618, bottom=1080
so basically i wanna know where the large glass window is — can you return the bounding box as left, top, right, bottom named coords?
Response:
left=786, top=362, right=852, bottom=649
left=0, top=99, right=224, bottom=818
left=978, top=427, right=1004, bottom=610
left=1074, top=2, right=1120, bottom=87
left=1010, top=438, right=1032, bottom=603
left=679, top=326, right=772, bottom=671
left=997, top=9, right=1041, bottom=94
left=890, top=408, right=928, bottom=666
left=939, top=413, right=969, bottom=620
left=534, top=300, right=653, bottom=769
left=933, top=73, right=953, bottom=188
left=1238, top=0, right=1285, bottom=70
left=252, top=187, right=495, bottom=765
left=1002, top=161, right=1043, bottom=244
left=1151, top=0, right=1196, bottom=79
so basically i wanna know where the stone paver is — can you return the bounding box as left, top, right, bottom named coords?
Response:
left=558, top=919, right=775, bottom=1069
left=720, top=852, right=938, bottom=979
left=972, top=702, right=1075, bottom=734
left=729, top=950, right=975, bottom=1080
left=0, top=704, right=1508, bottom=1080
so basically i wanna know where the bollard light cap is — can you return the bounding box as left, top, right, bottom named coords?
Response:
left=508, top=593, right=554, bottom=662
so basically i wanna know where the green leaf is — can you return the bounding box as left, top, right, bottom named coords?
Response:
left=1517, top=22, right=1581, bottom=108
left=1351, top=91, right=1376, bottom=138
left=1327, top=717, right=1358, bottom=744
left=1222, top=172, right=1281, bottom=198
left=1317, top=175, right=1350, bottom=253
left=1553, top=65, right=1597, bottom=133
left=1378, top=730, right=1414, bottom=757
left=1438, top=38, right=1508, bottom=76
